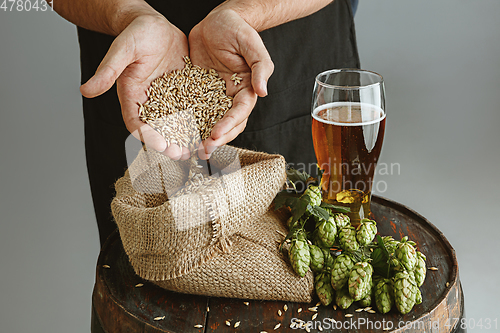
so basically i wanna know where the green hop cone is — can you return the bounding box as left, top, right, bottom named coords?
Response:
left=303, top=185, right=322, bottom=207
left=395, top=236, right=417, bottom=271
left=289, top=238, right=311, bottom=277
left=356, top=219, right=378, bottom=246
left=358, top=280, right=372, bottom=307
left=374, top=278, right=394, bottom=314
left=408, top=270, right=417, bottom=285
left=336, top=287, right=354, bottom=309
left=384, top=236, right=399, bottom=249
left=334, top=213, right=351, bottom=229
left=393, top=271, right=418, bottom=315
left=380, top=236, right=399, bottom=256
left=390, top=258, right=405, bottom=274
left=415, top=287, right=422, bottom=305
left=414, top=251, right=427, bottom=287
left=312, top=229, right=329, bottom=248
left=309, top=244, right=325, bottom=273
left=330, top=253, right=355, bottom=290
left=322, top=248, right=335, bottom=270
left=348, top=261, right=373, bottom=301
left=317, top=216, right=337, bottom=248
left=338, top=226, right=359, bottom=252
left=315, top=270, right=335, bottom=306
left=359, top=294, right=372, bottom=307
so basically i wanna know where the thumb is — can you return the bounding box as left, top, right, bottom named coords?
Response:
left=251, top=57, right=274, bottom=97
left=241, top=30, right=274, bottom=97
left=80, top=36, right=134, bottom=98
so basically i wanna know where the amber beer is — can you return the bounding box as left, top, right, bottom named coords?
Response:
left=312, top=102, right=386, bottom=225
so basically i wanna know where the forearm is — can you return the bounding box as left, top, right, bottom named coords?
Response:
left=220, top=0, right=334, bottom=31
left=50, top=0, right=160, bottom=36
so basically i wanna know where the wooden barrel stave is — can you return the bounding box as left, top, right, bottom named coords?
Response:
left=92, top=236, right=208, bottom=333
left=92, top=195, right=466, bottom=333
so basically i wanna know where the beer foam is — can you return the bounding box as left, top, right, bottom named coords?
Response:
left=312, top=102, right=385, bottom=126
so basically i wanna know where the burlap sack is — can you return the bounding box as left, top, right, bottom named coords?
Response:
left=111, top=145, right=314, bottom=302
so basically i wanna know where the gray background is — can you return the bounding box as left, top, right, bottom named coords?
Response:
left=0, top=1, right=499, bottom=332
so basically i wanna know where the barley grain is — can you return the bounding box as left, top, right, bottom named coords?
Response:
left=276, top=230, right=287, bottom=238
left=139, top=57, right=233, bottom=150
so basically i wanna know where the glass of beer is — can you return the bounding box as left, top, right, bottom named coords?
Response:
left=311, top=69, right=386, bottom=226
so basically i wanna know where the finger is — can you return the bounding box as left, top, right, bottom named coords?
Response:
left=80, top=36, right=134, bottom=98
left=162, top=144, right=183, bottom=160
left=197, top=144, right=211, bottom=160
left=239, top=30, right=274, bottom=97
left=251, top=57, right=274, bottom=97
left=204, top=118, right=248, bottom=153
left=128, top=116, right=169, bottom=152
left=210, top=88, right=257, bottom=141
left=180, top=146, right=191, bottom=160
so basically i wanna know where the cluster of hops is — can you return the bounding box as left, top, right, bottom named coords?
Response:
left=275, top=169, right=427, bottom=315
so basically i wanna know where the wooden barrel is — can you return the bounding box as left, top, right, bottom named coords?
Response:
left=91, top=196, right=466, bottom=333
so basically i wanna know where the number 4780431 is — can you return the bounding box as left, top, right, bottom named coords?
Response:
left=1, top=0, right=54, bottom=12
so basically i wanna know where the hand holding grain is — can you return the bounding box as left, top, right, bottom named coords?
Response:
left=80, top=14, right=191, bottom=160
left=189, top=7, right=274, bottom=159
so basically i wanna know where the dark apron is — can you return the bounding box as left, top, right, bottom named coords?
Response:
left=78, top=0, right=360, bottom=246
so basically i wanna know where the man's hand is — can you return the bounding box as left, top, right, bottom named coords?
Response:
left=80, top=14, right=190, bottom=160
left=188, top=7, right=274, bottom=158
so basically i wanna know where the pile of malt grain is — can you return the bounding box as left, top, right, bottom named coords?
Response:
left=139, top=57, right=233, bottom=151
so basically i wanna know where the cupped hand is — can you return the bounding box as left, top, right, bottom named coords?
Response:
left=80, top=14, right=190, bottom=160
left=188, top=7, right=274, bottom=159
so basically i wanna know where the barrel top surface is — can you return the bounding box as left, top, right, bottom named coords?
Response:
left=93, top=195, right=462, bottom=333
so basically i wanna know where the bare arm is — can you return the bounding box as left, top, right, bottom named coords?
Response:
left=50, top=0, right=159, bottom=36
left=224, top=0, right=334, bottom=32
